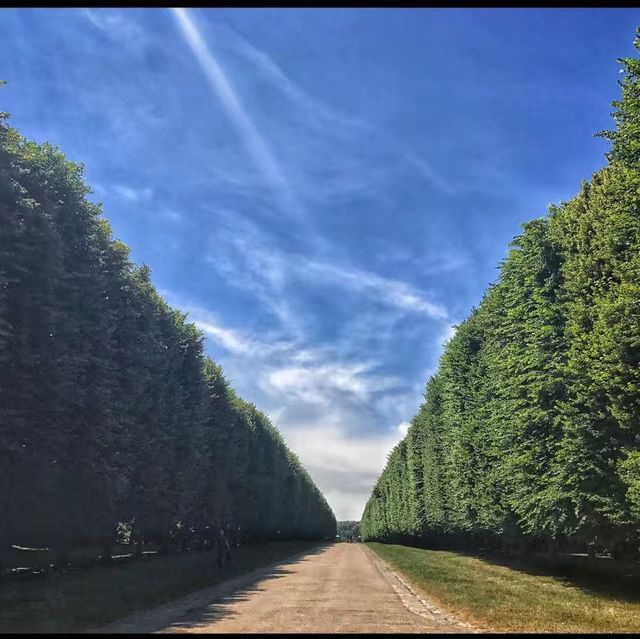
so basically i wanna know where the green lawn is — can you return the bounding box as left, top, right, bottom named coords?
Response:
left=368, top=542, right=640, bottom=633
left=0, top=541, right=318, bottom=633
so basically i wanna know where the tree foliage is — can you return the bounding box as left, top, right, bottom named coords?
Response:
left=362, top=31, right=640, bottom=558
left=0, top=99, right=335, bottom=557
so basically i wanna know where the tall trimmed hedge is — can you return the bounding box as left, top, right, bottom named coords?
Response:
left=362, top=32, right=640, bottom=559
left=0, top=91, right=335, bottom=558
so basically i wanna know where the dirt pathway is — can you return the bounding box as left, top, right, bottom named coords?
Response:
left=97, top=543, right=480, bottom=633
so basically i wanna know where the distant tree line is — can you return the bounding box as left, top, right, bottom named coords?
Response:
left=0, top=87, right=335, bottom=564
left=336, top=520, right=360, bottom=541
left=362, top=34, right=640, bottom=559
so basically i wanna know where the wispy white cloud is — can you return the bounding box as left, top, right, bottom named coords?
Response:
left=216, top=22, right=453, bottom=196
left=160, top=208, right=183, bottom=223
left=193, top=319, right=254, bottom=356
left=162, top=17, right=451, bottom=205
left=111, top=184, right=153, bottom=203
left=170, top=8, right=308, bottom=224
left=262, top=364, right=369, bottom=404
left=204, top=213, right=450, bottom=325
left=388, top=146, right=455, bottom=196
left=169, top=295, right=404, bottom=408
left=163, top=294, right=295, bottom=358
left=80, top=8, right=150, bottom=51
left=301, top=259, right=449, bottom=321
left=201, top=213, right=304, bottom=334
left=91, top=184, right=182, bottom=226
left=220, top=25, right=367, bottom=136
left=81, top=8, right=147, bottom=42
left=259, top=361, right=401, bottom=405
left=420, top=252, right=470, bottom=275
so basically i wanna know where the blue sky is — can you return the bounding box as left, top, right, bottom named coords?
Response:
left=2, top=8, right=639, bottom=519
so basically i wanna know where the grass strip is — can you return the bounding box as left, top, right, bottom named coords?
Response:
left=367, top=542, right=640, bottom=633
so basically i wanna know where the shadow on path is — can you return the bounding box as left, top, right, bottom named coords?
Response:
left=101, top=543, right=332, bottom=633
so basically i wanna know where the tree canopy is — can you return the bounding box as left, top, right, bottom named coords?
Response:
left=362, top=31, right=640, bottom=559
left=0, top=94, right=335, bottom=557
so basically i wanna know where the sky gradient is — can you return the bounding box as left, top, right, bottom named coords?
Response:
left=2, top=7, right=639, bottom=519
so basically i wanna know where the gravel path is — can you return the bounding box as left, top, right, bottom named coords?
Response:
left=96, top=543, right=481, bottom=634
